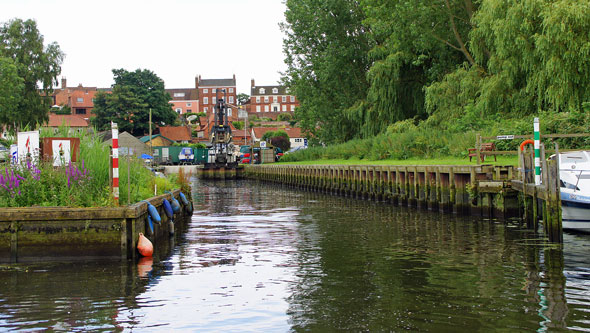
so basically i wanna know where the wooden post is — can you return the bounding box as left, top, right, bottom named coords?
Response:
left=476, top=133, right=481, bottom=165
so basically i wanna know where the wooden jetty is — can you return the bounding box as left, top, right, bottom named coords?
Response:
left=244, top=154, right=563, bottom=242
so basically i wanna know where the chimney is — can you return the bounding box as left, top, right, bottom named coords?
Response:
left=195, top=75, right=200, bottom=88
left=61, top=77, right=67, bottom=89
left=233, top=73, right=236, bottom=82
left=251, top=78, right=255, bottom=87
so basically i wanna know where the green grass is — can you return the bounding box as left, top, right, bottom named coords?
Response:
left=276, top=155, right=518, bottom=166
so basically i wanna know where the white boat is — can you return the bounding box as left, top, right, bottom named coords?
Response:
left=558, top=151, right=590, bottom=232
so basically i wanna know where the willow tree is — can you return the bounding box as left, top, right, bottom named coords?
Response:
left=0, top=18, right=64, bottom=131
left=471, top=0, right=590, bottom=113
left=281, top=0, right=372, bottom=145
left=356, top=0, right=478, bottom=137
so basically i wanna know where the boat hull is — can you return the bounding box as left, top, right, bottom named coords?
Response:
left=561, top=193, right=590, bottom=232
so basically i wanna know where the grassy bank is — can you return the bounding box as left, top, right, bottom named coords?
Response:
left=277, top=155, right=517, bottom=166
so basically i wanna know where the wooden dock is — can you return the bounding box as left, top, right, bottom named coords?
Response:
left=244, top=159, right=563, bottom=242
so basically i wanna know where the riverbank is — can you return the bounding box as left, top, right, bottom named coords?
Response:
left=276, top=155, right=518, bottom=166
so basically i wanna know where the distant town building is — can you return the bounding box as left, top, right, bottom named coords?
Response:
left=166, top=88, right=199, bottom=115
left=251, top=127, right=306, bottom=149
left=43, top=114, right=91, bottom=135
left=249, top=79, right=299, bottom=120
left=157, top=125, right=193, bottom=144
left=195, top=74, right=237, bottom=115
left=50, top=77, right=109, bottom=120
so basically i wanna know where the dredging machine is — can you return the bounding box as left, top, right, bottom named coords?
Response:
left=201, top=89, right=241, bottom=179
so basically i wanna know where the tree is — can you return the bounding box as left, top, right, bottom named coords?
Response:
left=281, top=0, right=372, bottom=144
left=0, top=57, right=24, bottom=127
left=237, top=93, right=250, bottom=105
left=262, top=130, right=291, bottom=151
left=91, top=69, right=178, bottom=136
left=0, top=18, right=64, bottom=131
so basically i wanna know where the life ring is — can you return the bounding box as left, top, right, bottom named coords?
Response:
left=142, top=200, right=161, bottom=223
left=520, top=139, right=534, bottom=151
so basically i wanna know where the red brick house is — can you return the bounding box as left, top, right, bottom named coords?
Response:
left=50, top=77, right=109, bottom=120
left=195, top=75, right=237, bottom=114
left=249, top=79, right=299, bottom=120
left=251, top=127, right=306, bottom=149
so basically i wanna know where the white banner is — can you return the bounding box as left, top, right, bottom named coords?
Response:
left=52, top=140, right=71, bottom=166
left=17, top=131, right=40, bottom=164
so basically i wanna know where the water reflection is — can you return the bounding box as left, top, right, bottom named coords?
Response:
left=0, top=179, right=589, bottom=331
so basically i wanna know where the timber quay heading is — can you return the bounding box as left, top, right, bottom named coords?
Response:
left=244, top=162, right=563, bottom=242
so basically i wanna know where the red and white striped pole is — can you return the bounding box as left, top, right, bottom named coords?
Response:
left=111, top=122, right=119, bottom=206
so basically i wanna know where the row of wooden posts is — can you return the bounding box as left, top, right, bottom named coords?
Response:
left=243, top=158, right=564, bottom=242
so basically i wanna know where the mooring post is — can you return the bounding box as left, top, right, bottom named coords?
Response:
left=476, top=133, right=481, bottom=165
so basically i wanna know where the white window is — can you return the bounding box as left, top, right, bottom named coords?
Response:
left=204, top=107, right=208, bottom=112
left=77, top=97, right=83, bottom=102
left=264, top=96, right=269, bottom=103
left=264, top=105, right=269, bottom=112
left=282, top=96, right=287, bottom=102
left=259, top=88, right=265, bottom=94
left=187, top=102, right=192, bottom=107
left=282, top=105, right=287, bottom=111
left=213, top=89, right=216, bottom=93
left=272, top=88, right=278, bottom=94
left=273, top=96, right=278, bottom=102
left=229, top=88, right=234, bottom=93
left=203, top=88, right=208, bottom=93
left=212, top=97, right=217, bottom=104
left=291, top=105, right=295, bottom=111
left=295, top=138, right=302, bottom=143
left=229, top=96, right=234, bottom=103
left=290, top=96, right=295, bottom=102
left=175, top=108, right=182, bottom=114
left=174, top=92, right=185, bottom=97
left=203, top=97, right=208, bottom=104
left=228, top=109, right=232, bottom=116
left=256, top=105, right=261, bottom=112
left=256, top=97, right=260, bottom=103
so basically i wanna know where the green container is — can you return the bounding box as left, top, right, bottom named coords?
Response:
left=195, top=148, right=209, bottom=164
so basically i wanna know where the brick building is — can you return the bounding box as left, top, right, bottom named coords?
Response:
left=166, top=88, right=199, bottom=115
left=249, top=79, right=299, bottom=119
left=195, top=75, right=237, bottom=115
left=51, top=77, right=109, bottom=120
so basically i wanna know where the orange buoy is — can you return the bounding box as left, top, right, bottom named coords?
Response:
left=520, top=139, right=534, bottom=151
left=137, top=233, right=153, bottom=257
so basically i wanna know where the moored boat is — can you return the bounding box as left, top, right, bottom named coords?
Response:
left=558, top=151, right=590, bottom=232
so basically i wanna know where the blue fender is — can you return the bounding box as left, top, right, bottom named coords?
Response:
left=142, top=200, right=161, bottom=223
left=171, top=197, right=181, bottom=213
left=162, top=199, right=174, bottom=219
left=179, top=192, right=190, bottom=206
left=146, top=215, right=154, bottom=234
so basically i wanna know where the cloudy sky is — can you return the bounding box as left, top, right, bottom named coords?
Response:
left=1, top=0, right=287, bottom=94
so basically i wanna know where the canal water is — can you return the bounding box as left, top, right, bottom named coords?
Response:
left=1, top=179, right=590, bottom=331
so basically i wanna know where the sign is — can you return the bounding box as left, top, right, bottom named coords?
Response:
left=52, top=140, right=71, bottom=166
left=496, top=135, right=515, bottom=140
left=10, top=144, right=17, bottom=165
left=260, top=141, right=267, bottom=148
left=17, top=131, right=40, bottom=164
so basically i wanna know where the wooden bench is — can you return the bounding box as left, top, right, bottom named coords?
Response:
left=468, top=142, right=497, bottom=162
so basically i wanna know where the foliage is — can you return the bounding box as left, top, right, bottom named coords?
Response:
left=282, top=0, right=372, bottom=144
left=91, top=68, right=178, bottom=136
left=0, top=18, right=64, bottom=132
left=276, top=113, right=293, bottom=122
left=237, top=93, right=250, bottom=105
left=52, top=104, right=72, bottom=115
left=0, top=57, right=23, bottom=124
left=232, top=121, right=244, bottom=130
left=271, top=136, right=291, bottom=152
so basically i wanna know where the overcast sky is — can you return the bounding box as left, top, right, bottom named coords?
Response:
left=1, top=0, right=287, bottom=94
